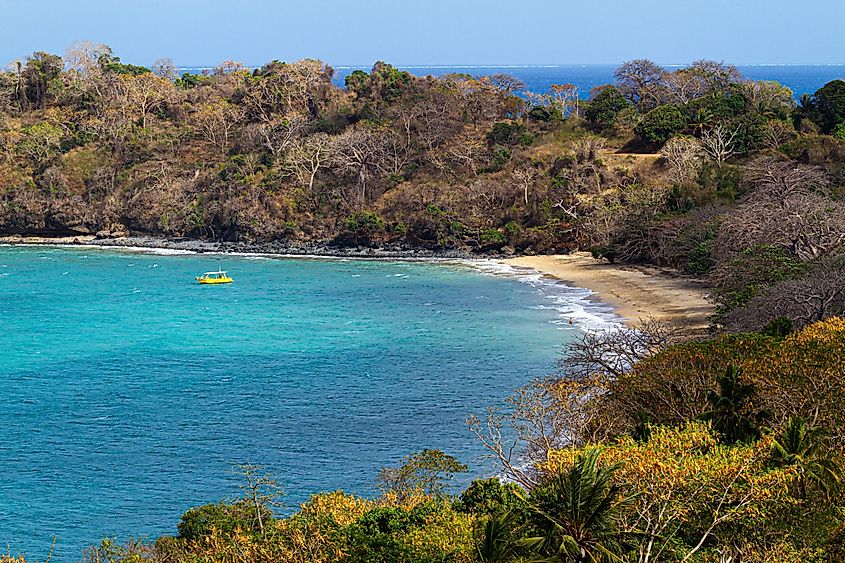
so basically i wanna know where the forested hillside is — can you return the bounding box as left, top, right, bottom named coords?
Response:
left=1, top=46, right=843, bottom=329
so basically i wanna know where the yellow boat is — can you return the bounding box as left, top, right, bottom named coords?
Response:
left=196, top=270, right=233, bottom=284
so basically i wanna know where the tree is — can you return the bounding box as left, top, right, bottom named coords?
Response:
left=585, top=87, right=633, bottom=129
left=739, top=80, right=794, bottom=118
left=488, top=73, right=527, bottom=95
left=193, top=100, right=243, bottom=156
left=700, top=123, right=741, bottom=167
left=614, top=59, right=666, bottom=109
left=151, top=57, right=178, bottom=82
left=550, top=83, right=580, bottom=117
left=376, top=449, right=468, bottom=502
left=807, top=79, right=845, bottom=133
left=545, top=423, right=796, bottom=563
left=660, top=135, right=706, bottom=183
left=528, top=449, right=631, bottom=562
left=284, top=132, right=333, bottom=191
left=345, top=69, right=370, bottom=97
left=457, top=478, right=525, bottom=517
left=702, top=365, right=761, bottom=444
left=560, top=318, right=677, bottom=380
left=21, top=51, right=63, bottom=109
left=769, top=417, right=842, bottom=499
left=329, top=126, right=386, bottom=205
left=635, top=104, right=688, bottom=145
left=16, top=121, right=63, bottom=165
left=475, top=509, right=533, bottom=563
left=234, top=463, right=284, bottom=535
left=122, top=72, right=171, bottom=128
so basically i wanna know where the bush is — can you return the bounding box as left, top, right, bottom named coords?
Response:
left=480, top=228, right=506, bottom=245
left=454, top=478, right=524, bottom=517
left=491, top=145, right=511, bottom=166
left=697, top=162, right=744, bottom=202
left=177, top=501, right=260, bottom=540
left=486, top=121, right=532, bottom=146
left=345, top=212, right=385, bottom=241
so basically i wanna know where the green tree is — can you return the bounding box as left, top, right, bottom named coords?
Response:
left=475, top=509, right=535, bottom=563
left=345, top=69, right=371, bottom=97
left=456, top=478, right=525, bottom=517
left=377, top=449, right=468, bottom=501
left=585, top=86, right=633, bottom=129
left=635, top=104, right=688, bottom=145
left=808, top=79, right=845, bottom=133
left=177, top=500, right=264, bottom=540
left=16, top=121, right=64, bottom=165
left=702, top=365, right=761, bottom=444
left=527, top=449, right=631, bottom=562
left=345, top=211, right=385, bottom=245
left=21, top=51, right=63, bottom=109
left=769, top=417, right=842, bottom=499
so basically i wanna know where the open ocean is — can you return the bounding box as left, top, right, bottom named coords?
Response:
left=0, top=246, right=617, bottom=561
left=182, top=64, right=845, bottom=98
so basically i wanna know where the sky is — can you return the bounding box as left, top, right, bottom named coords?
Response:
left=1, top=0, right=843, bottom=68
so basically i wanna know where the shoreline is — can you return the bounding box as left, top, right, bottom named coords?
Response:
left=1, top=236, right=712, bottom=333
left=504, top=253, right=714, bottom=333
left=0, top=234, right=475, bottom=260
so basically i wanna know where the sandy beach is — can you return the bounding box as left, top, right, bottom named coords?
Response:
left=505, top=253, right=714, bottom=332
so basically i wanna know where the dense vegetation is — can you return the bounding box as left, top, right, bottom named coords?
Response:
left=2, top=47, right=844, bottom=561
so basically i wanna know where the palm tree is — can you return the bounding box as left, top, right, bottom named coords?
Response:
left=475, top=509, right=537, bottom=563
left=769, top=417, right=842, bottom=499
left=703, top=365, right=761, bottom=444
left=526, top=449, right=631, bottom=562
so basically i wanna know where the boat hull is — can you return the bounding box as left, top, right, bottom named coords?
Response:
left=196, top=278, right=233, bottom=284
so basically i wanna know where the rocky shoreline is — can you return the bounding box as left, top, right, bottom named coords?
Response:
left=0, top=234, right=487, bottom=260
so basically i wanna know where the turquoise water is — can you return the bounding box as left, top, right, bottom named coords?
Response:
left=0, top=246, right=615, bottom=561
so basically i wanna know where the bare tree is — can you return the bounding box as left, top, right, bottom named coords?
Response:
left=660, top=135, right=706, bottom=183
left=761, top=120, right=796, bottom=150
left=193, top=100, right=243, bottom=156
left=284, top=132, right=333, bottom=191
left=329, top=126, right=385, bottom=205
left=559, top=317, right=679, bottom=379
left=700, top=123, right=741, bottom=167
left=151, top=57, right=178, bottom=82
left=233, top=463, right=284, bottom=535
left=468, top=377, right=607, bottom=489
left=513, top=166, right=536, bottom=206
left=727, top=255, right=845, bottom=330
left=486, top=73, right=527, bottom=95
left=615, top=59, right=666, bottom=109
left=256, top=113, right=310, bottom=158
left=743, top=156, right=829, bottom=200
left=550, top=83, right=580, bottom=117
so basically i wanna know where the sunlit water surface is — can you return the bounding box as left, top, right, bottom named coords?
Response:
left=0, top=246, right=617, bottom=560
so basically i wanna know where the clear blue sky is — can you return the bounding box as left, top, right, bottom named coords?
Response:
left=2, top=0, right=843, bottom=67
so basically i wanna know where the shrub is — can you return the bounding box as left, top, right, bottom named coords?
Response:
left=479, top=228, right=506, bottom=245
left=486, top=121, right=531, bottom=146
left=454, top=478, right=524, bottom=517
left=177, top=501, right=261, bottom=540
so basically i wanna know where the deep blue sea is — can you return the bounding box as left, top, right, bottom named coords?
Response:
left=183, top=64, right=845, bottom=98
left=0, top=246, right=616, bottom=561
